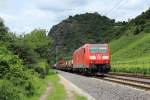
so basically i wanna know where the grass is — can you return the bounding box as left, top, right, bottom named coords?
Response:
left=23, top=72, right=51, bottom=100
left=111, top=63, right=150, bottom=75
left=110, top=33, right=150, bottom=61
left=75, top=94, right=87, bottom=100
left=47, top=70, right=66, bottom=100
left=23, top=69, right=87, bottom=100
left=110, top=31, right=150, bottom=75
left=23, top=69, right=66, bottom=100
left=47, top=70, right=87, bottom=100
left=111, top=57, right=150, bottom=75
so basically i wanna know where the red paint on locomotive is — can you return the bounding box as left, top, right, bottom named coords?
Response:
left=56, top=43, right=111, bottom=74
left=73, top=44, right=111, bottom=73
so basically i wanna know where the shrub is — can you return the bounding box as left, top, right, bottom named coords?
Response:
left=8, top=41, right=38, bottom=66
left=24, top=79, right=35, bottom=96
left=133, top=25, right=143, bottom=35
left=0, top=80, right=20, bottom=100
left=34, top=60, right=49, bottom=78
left=34, top=66, right=46, bottom=78
left=0, top=46, right=35, bottom=98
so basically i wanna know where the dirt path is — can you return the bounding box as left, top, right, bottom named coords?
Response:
left=60, top=77, right=76, bottom=100
left=39, top=77, right=76, bottom=100
left=39, top=74, right=88, bottom=100
left=39, top=83, right=51, bottom=100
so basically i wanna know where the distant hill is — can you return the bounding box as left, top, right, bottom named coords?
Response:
left=48, top=8, right=150, bottom=64
left=110, top=8, right=150, bottom=63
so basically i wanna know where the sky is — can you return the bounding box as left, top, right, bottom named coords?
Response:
left=0, top=0, right=149, bottom=34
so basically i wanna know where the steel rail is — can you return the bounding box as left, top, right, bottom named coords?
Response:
left=105, top=74, right=150, bottom=85
left=95, top=74, right=150, bottom=91
left=108, top=72, right=150, bottom=79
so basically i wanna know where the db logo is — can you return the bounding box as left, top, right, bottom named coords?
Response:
left=97, top=54, right=101, bottom=59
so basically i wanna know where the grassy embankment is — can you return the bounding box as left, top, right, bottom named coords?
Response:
left=47, top=70, right=87, bottom=100
left=23, top=68, right=66, bottom=100
left=47, top=70, right=66, bottom=100
left=27, top=69, right=87, bottom=100
left=75, top=94, right=87, bottom=100
left=110, top=32, right=150, bottom=75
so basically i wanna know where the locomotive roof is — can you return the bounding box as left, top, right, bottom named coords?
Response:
left=85, top=44, right=108, bottom=47
left=74, top=43, right=108, bottom=53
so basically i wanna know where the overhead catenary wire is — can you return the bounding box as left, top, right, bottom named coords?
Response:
left=102, top=0, right=128, bottom=43
left=104, top=0, right=128, bottom=16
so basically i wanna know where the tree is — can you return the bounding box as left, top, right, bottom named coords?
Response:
left=0, top=18, right=9, bottom=42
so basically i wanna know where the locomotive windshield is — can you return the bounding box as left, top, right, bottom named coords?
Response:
left=90, top=47, right=107, bottom=53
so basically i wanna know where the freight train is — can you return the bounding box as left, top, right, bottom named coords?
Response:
left=54, top=44, right=111, bottom=75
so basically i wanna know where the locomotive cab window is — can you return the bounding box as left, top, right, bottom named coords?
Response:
left=90, top=47, right=107, bottom=53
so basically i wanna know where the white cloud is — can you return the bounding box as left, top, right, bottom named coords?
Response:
left=130, top=0, right=141, bottom=5
left=0, top=0, right=149, bottom=34
left=0, top=13, right=17, bottom=21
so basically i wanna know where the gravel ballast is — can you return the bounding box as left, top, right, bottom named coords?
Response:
left=57, top=70, right=150, bottom=100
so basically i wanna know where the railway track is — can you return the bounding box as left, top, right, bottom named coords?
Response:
left=96, top=73, right=150, bottom=91
left=57, top=70, right=150, bottom=91
left=109, top=72, right=150, bottom=79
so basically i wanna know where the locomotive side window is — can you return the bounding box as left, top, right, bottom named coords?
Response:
left=90, top=47, right=107, bottom=53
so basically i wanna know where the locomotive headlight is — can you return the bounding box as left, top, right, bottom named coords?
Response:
left=90, top=56, right=96, bottom=60
left=102, top=56, right=109, bottom=59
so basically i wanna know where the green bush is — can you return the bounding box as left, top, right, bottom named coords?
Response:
left=0, top=80, right=20, bottom=100
left=8, top=41, right=38, bottom=66
left=0, top=61, right=9, bottom=78
left=133, top=25, right=143, bottom=35
left=0, top=19, right=51, bottom=99
left=34, top=66, right=46, bottom=78
left=0, top=46, right=35, bottom=98
left=34, top=60, right=49, bottom=78
left=24, top=79, right=35, bottom=96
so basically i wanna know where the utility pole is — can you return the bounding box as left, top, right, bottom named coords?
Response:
left=55, top=45, right=62, bottom=64
left=54, top=30, right=57, bottom=64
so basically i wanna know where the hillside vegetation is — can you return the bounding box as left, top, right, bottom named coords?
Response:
left=110, top=9, right=150, bottom=74
left=48, top=8, right=150, bottom=74
left=0, top=15, right=86, bottom=100
left=110, top=8, right=150, bottom=61
left=0, top=18, right=54, bottom=100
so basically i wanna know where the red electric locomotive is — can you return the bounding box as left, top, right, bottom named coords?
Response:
left=73, top=44, right=111, bottom=74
